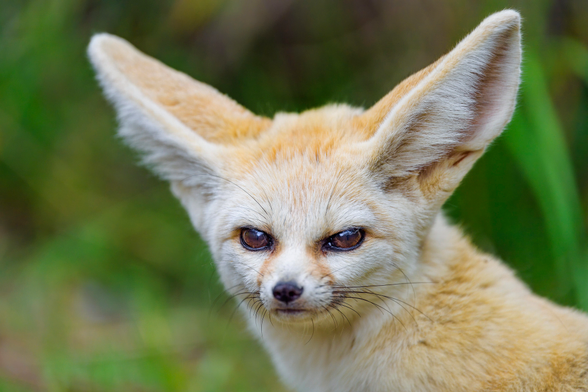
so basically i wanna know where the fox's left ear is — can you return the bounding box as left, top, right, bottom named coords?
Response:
left=360, top=10, right=521, bottom=200
left=88, top=34, right=271, bottom=232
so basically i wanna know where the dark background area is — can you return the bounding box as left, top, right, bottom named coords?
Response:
left=1, top=0, right=588, bottom=390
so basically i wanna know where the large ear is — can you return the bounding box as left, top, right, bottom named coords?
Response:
left=87, top=33, right=271, bottom=189
left=360, top=10, right=521, bottom=199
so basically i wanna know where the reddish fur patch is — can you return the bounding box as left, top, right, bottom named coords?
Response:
left=257, top=245, right=280, bottom=287
left=306, top=247, right=333, bottom=284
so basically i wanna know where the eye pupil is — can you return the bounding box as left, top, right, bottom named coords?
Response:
left=241, top=228, right=271, bottom=250
left=328, top=228, right=364, bottom=251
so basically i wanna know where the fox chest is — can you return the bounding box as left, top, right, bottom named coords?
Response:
left=257, top=325, right=430, bottom=392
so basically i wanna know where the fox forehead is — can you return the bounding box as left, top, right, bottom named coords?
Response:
left=216, top=158, right=385, bottom=241
left=225, top=104, right=375, bottom=166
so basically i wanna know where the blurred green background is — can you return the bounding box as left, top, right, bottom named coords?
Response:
left=2, top=0, right=588, bottom=390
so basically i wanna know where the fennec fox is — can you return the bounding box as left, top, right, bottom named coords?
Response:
left=89, top=10, right=588, bottom=392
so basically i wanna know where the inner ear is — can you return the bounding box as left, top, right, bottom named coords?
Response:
left=449, top=151, right=475, bottom=167
left=88, top=33, right=271, bottom=146
left=464, top=27, right=521, bottom=150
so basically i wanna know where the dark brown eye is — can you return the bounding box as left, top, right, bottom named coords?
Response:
left=240, top=228, right=272, bottom=251
left=325, top=228, right=365, bottom=251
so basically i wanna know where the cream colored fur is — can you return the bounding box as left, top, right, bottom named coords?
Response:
left=88, top=10, right=588, bottom=391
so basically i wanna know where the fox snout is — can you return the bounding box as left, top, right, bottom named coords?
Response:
left=259, top=254, right=333, bottom=319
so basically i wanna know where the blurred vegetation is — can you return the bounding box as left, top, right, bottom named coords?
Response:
left=1, top=0, right=588, bottom=390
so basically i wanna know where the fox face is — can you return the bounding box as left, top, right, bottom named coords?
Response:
left=88, top=11, right=520, bottom=330
left=191, top=110, right=426, bottom=324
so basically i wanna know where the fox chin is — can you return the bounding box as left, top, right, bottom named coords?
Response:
left=89, top=10, right=588, bottom=392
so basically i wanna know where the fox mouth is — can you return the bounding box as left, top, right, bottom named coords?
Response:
left=275, top=308, right=307, bottom=315
left=272, top=308, right=313, bottom=320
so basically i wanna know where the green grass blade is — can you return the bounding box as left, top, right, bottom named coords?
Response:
left=504, top=51, right=588, bottom=309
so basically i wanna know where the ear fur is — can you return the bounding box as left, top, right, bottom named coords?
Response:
left=87, top=34, right=270, bottom=189
left=362, top=10, right=521, bottom=194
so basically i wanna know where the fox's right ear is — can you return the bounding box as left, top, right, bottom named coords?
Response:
left=358, top=10, right=521, bottom=204
left=88, top=34, right=270, bottom=229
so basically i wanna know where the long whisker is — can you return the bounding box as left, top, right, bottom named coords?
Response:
left=332, top=282, right=435, bottom=289
left=324, top=263, right=358, bottom=278
left=228, top=292, right=260, bottom=325
left=344, top=295, right=407, bottom=331
left=305, top=318, right=315, bottom=345
left=391, top=262, right=416, bottom=308
left=325, top=169, right=344, bottom=217
left=341, top=289, right=432, bottom=322
left=242, top=264, right=264, bottom=278
left=330, top=304, right=352, bottom=328
left=260, top=308, right=268, bottom=338
left=209, top=283, right=243, bottom=313
left=254, top=301, right=265, bottom=325
left=216, top=175, right=270, bottom=219
left=361, top=288, right=418, bottom=326
left=331, top=279, right=435, bottom=331
left=181, top=170, right=270, bottom=219
left=336, top=301, right=362, bottom=318
left=375, top=293, right=432, bottom=322
left=323, top=305, right=339, bottom=330
left=219, top=289, right=256, bottom=312
left=255, top=173, right=274, bottom=216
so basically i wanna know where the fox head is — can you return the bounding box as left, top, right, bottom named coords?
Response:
left=89, top=11, right=521, bottom=328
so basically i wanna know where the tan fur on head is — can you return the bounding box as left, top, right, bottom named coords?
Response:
left=89, top=10, right=588, bottom=392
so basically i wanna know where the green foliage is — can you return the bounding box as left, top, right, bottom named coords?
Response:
left=1, top=0, right=588, bottom=390
left=504, top=52, right=588, bottom=308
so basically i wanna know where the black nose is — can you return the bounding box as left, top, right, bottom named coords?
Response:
left=272, top=281, right=303, bottom=304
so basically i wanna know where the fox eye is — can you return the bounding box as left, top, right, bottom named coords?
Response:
left=324, top=228, right=365, bottom=251
left=240, top=228, right=272, bottom=251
